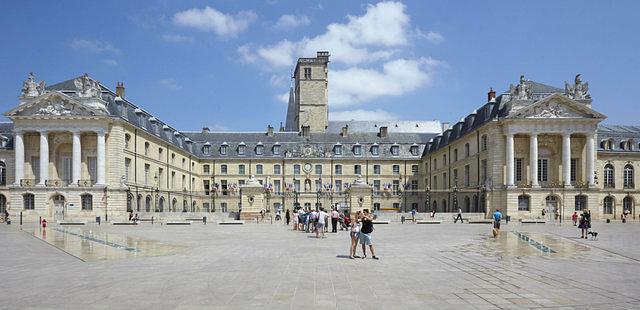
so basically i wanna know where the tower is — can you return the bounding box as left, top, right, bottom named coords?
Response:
left=291, top=51, right=329, bottom=133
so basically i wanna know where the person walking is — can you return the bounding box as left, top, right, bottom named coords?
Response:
left=310, top=209, right=318, bottom=233
left=316, top=207, right=328, bottom=238
left=492, top=209, right=502, bottom=237
left=454, top=207, right=463, bottom=223
left=430, top=208, right=436, bottom=219
left=572, top=211, right=578, bottom=226
left=579, top=210, right=589, bottom=238
left=359, top=209, right=379, bottom=260
left=285, top=209, right=291, bottom=226
left=331, top=208, right=339, bottom=233
left=411, top=207, right=417, bottom=223
left=349, top=211, right=362, bottom=259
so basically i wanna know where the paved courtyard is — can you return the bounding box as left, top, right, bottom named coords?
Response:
left=2, top=219, right=640, bottom=309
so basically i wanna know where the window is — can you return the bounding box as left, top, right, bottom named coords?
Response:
left=481, top=135, right=488, bottom=151
left=443, top=154, right=447, bottom=165
left=481, top=160, right=487, bottom=184
left=294, top=179, right=301, bottom=192
left=411, top=165, right=418, bottom=176
left=125, top=134, right=131, bottom=149
left=0, top=161, right=5, bottom=186
left=144, top=142, right=150, bottom=156
left=304, top=67, right=312, bottom=79
left=255, top=144, right=264, bottom=155
left=238, top=143, right=246, bottom=155
left=411, top=180, right=418, bottom=191
left=202, top=144, right=211, bottom=155
left=353, top=144, right=362, bottom=155
left=144, top=164, right=150, bottom=185
left=181, top=158, right=185, bottom=168
left=31, top=157, right=39, bottom=183
left=392, top=180, right=400, bottom=195
left=181, top=175, right=186, bottom=189
left=273, top=144, right=281, bottom=155
left=603, top=196, right=614, bottom=214
left=373, top=165, right=381, bottom=175
left=623, top=196, right=633, bottom=213
left=159, top=148, right=164, bottom=160
left=575, top=195, right=587, bottom=211
left=371, top=145, right=379, bottom=156
left=274, top=164, right=281, bottom=175
left=334, top=164, right=342, bottom=175
left=624, top=164, right=634, bottom=188
left=374, top=203, right=381, bottom=211
left=87, top=156, right=97, bottom=184
left=443, top=172, right=448, bottom=188
left=220, top=144, right=228, bottom=155
left=171, top=153, right=175, bottom=164
left=23, top=193, right=34, bottom=210
left=256, top=164, right=263, bottom=175
left=239, top=164, right=246, bottom=175
left=515, top=158, right=523, bottom=182
left=433, top=159, right=437, bottom=170
left=464, top=143, right=470, bottom=157
left=294, top=164, right=301, bottom=175
left=453, top=169, right=458, bottom=186
left=145, top=196, right=152, bottom=212
left=221, top=202, right=228, bottom=212
left=124, top=158, right=131, bottom=181
left=433, top=175, right=438, bottom=189
left=81, top=194, right=93, bottom=210
left=334, top=180, right=342, bottom=193
left=315, top=164, right=322, bottom=175
left=538, top=159, right=549, bottom=182
left=220, top=164, right=228, bottom=174
left=518, top=195, right=530, bottom=211
left=410, top=145, right=419, bottom=156
left=171, top=172, right=176, bottom=189
left=604, top=164, right=614, bottom=188
left=221, top=180, right=228, bottom=195
left=203, top=164, right=210, bottom=175
left=373, top=180, right=381, bottom=193
left=203, top=180, right=210, bottom=196
left=453, top=149, right=458, bottom=162
left=354, top=165, right=362, bottom=175
left=158, top=168, right=164, bottom=187
left=334, top=144, right=342, bottom=155
left=390, top=145, right=399, bottom=156
left=464, top=165, right=470, bottom=187
left=315, top=179, right=322, bottom=191
left=392, top=165, right=400, bottom=175
left=570, top=158, right=578, bottom=184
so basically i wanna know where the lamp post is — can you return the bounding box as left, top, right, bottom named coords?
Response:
left=154, top=174, right=159, bottom=212
left=425, top=185, right=431, bottom=212
left=453, top=183, right=458, bottom=212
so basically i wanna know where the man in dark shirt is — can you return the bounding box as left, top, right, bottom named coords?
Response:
left=359, top=209, right=379, bottom=260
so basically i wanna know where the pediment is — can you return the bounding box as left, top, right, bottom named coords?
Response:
left=508, top=93, right=605, bottom=120
left=5, top=92, right=107, bottom=118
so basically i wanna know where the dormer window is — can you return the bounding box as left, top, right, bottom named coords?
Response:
left=255, top=142, right=264, bottom=155
left=202, top=142, right=211, bottom=155
left=273, top=143, right=281, bottom=155
left=410, top=144, right=419, bottom=156
left=370, top=144, right=379, bottom=156
left=238, top=142, right=246, bottom=155
left=334, top=144, right=342, bottom=155
left=391, top=144, right=400, bottom=156
left=220, top=142, right=228, bottom=155
left=353, top=143, right=362, bottom=156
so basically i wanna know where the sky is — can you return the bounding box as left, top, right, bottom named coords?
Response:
left=1, top=1, right=639, bottom=131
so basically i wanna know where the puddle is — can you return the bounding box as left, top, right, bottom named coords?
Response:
left=27, top=225, right=183, bottom=262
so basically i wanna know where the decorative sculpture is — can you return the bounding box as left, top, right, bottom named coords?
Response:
left=74, top=74, right=101, bottom=98
left=565, top=74, right=591, bottom=100
left=21, top=72, right=45, bottom=97
left=509, top=75, right=532, bottom=100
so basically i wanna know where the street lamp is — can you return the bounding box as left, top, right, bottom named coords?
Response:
left=453, top=183, right=458, bottom=212
left=425, top=185, right=431, bottom=212
left=153, top=174, right=159, bottom=212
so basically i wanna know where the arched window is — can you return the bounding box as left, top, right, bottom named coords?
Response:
left=604, top=164, right=614, bottom=188
left=432, top=200, right=437, bottom=211
left=575, top=195, right=587, bottom=211
left=0, top=194, right=7, bottom=215
left=144, top=142, right=150, bottom=156
left=81, top=194, right=93, bottom=210
left=624, top=164, right=634, bottom=188
left=518, top=195, right=530, bottom=211
left=145, top=195, right=152, bottom=212
left=464, top=196, right=471, bottom=212
left=442, top=199, right=447, bottom=212
left=127, top=194, right=133, bottom=213
left=158, top=197, right=164, bottom=212
left=473, top=194, right=478, bottom=212
left=182, top=200, right=188, bottom=212
left=23, top=193, right=35, bottom=210
left=623, top=196, right=633, bottom=213
left=124, top=134, right=131, bottom=149
left=136, top=195, right=142, bottom=212
left=191, top=200, right=197, bottom=212
left=603, top=196, right=614, bottom=214
left=0, top=161, right=5, bottom=186
left=172, top=198, right=178, bottom=212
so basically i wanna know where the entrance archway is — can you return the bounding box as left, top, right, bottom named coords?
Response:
left=623, top=196, right=634, bottom=218
left=0, top=194, right=6, bottom=217
left=545, top=195, right=560, bottom=221
left=52, top=194, right=66, bottom=220
left=158, top=197, right=165, bottom=212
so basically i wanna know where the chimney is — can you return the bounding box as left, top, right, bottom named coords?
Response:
left=116, top=82, right=125, bottom=98
left=341, top=125, right=349, bottom=137
left=266, top=125, right=274, bottom=137
left=441, top=122, right=450, bottom=133
left=487, top=87, right=496, bottom=102
left=301, top=125, right=310, bottom=137
left=317, top=51, right=330, bottom=60
left=378, top=126, right=388, bottom=138
left=201, top=127, right=210, bottom=134
left=279, top=122, right=285, bottom=132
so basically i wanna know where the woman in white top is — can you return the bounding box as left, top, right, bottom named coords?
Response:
left=349, top=211, right=362, bottom=259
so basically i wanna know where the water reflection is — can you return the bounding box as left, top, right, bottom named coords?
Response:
left=28, top=226, right=182, bottom=262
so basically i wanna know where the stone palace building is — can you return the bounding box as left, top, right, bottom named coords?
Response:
left=0, top=51, right=638, bottom=222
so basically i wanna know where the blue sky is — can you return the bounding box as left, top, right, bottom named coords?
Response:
left=1, top=1, right=639, bottom=131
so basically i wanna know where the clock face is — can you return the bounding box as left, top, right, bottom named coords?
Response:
left=303, top=163, right=312, bottom=173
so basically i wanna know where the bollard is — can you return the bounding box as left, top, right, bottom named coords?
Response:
left=151, top=216, right=154, bottom=225
left=96, top=216, right=101, bottom=225
left=203, top=216, right=207, bottom=225
left=20, top=212, right=23, bottom=226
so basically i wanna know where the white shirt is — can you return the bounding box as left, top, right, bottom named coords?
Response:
left=317, top=211, right=327, bottom=224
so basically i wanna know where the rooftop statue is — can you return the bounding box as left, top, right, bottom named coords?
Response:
left=74, top=74, right=102, bottom=98
left=21, top=72, right=45, bottom=97
left=565, top=74, right=591, bottom=100
left=509, top=75, right=532, bottom=100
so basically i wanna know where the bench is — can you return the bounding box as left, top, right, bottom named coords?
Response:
left=417, top=220, right=441, bottom=224
left=521, top=219, right=546, bottom=224
left=218, top=220, right=245, bottom=225
left=468, top=219, right=493, bottom=224
left=165, top=221, right=191, bottom=225
left=59, top=222, right=85, bottom=225
left=113, top=222, right=138, bottom=225
left=372, top=220, right=390, bottom=224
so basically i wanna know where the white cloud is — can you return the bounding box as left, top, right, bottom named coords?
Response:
left=159, top=78, right=182, bottom=90
left=330, top=109, right=399, bottom=121
left=101, top=59, right=118, bottom=66
left=69, top=39, right=122, bottom=55
left=274, top=14, right=310, bottom=30
left=172, top=6, right=256, bottom=37
left=241, top=1, right=410, bottom=67
left=161, top=34, right=194, bottom=43
left=416, top=29, right=444, bottom=44
left=330, top=58, right=441, bottom=106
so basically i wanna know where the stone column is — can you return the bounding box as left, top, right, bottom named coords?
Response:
left=96, top=131, right=106, bottom=185
left=586, top=132, right=596, bottom=187
left=530, top=134, right=539, bottom=187
left=72, top=131, right=82, bottom=186
left=506, top=133, right=515, bottom=188
left=38, top=131, right=49, bottom=186
left=14, top=131, right=24, bottom=185
left=562, top=133, right=572, bottom=187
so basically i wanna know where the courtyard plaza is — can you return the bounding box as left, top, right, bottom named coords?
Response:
left=1, top=218, right=640, bottom=309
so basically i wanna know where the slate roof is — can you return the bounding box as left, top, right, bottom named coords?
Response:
left=0, top=122, right=14, bottom=149
left=597, top=124, right=640, bottom=152
left=327, top=120, right=441, bottom=134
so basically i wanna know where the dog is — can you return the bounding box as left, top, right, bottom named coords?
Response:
left=492, top=228, right=499, bottom=238
left=587, top=231, right=598, bottom=240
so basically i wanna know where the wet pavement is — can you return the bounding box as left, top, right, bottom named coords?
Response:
left=1, top=220, right=640, bottom=309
